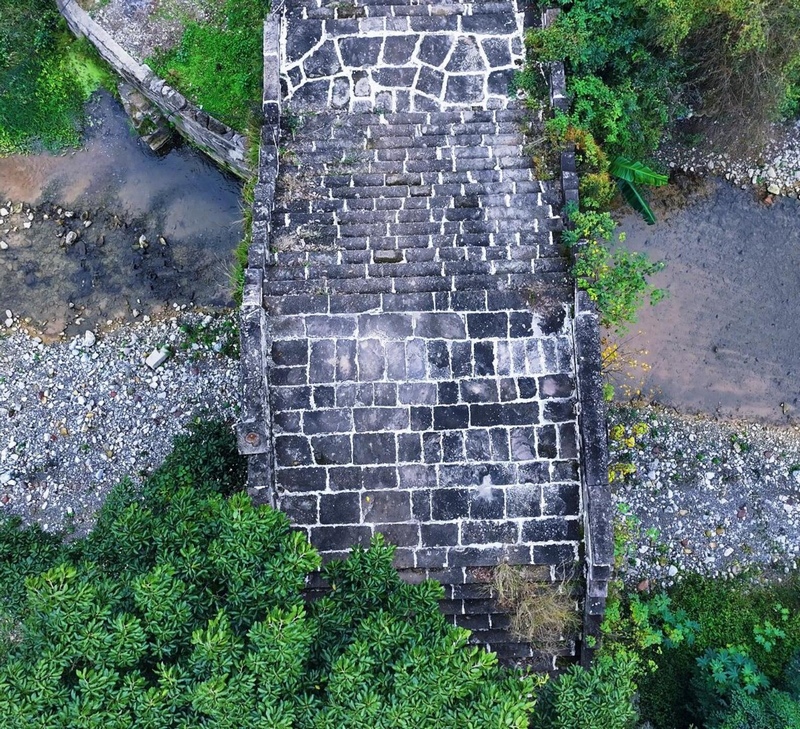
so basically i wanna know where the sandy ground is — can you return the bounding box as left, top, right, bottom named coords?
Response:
left=613, top=176, right=800, bottom=425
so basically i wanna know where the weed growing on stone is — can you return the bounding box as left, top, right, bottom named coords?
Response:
left=492, top=564, right=579, bottom=653
left=179, top=314, right=238, bottom=359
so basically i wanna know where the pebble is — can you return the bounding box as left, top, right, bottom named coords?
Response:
left=610, top=405, right=800, bottom=587
left=658, top=121, right=800, bottom=199
left=0, top=310, right=238, bottom=535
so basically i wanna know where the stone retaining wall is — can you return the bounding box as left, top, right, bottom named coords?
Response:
left=237, top=12, right=282, bottom=487
left=541, top=8, right=614, bottom=667
left=56, top=0, right=249, bottom=178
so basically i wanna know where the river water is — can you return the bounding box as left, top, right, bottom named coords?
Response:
left=615, top=176, right=800, bottom=425
left=0, top=90, right=243, bottom=339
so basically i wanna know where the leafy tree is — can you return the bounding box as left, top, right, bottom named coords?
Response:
left=528, top=0, right=800, bottom=157
left=0, top=421, right=537, bottom=728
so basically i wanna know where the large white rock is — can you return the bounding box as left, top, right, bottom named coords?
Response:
left=145, top=346, right=171, bottom=370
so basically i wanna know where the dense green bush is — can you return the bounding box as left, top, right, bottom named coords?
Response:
left=708, top=687, right=800, bottom=729
left=630, top=574, right=800, bottom=728
left=0, top=421, right=537, bottom=728
left=531, top=651, right=639, bottom=729
left=528, top=0, right=800, bottom=158
left=0, top=0, right=110, bottom=153
left=562, top=207, right=664, bottom=333
left=150, top=0, right=265, bottom=132
left=693, top=647, right=800, bottom=728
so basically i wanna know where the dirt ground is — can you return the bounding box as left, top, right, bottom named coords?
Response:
left=612, top=175, right=800, bottom=425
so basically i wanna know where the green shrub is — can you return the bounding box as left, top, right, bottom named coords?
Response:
left=785, top=650, right=800, bottom=699
left=705, top=687, right=800, bottom=729
left=636, top=574, right=800, bottom=728
left=563, top=207, right=664, bottom=334
left=150, top=0, right=265, bottom=132
left=0, top=421, right=537, bottom=728
left=532, top=651, right=639, bottom=729
left=527, top=0, right=800, bottom=159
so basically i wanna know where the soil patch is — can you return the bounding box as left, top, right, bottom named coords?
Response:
left=612, top=176, right=800, bottom=424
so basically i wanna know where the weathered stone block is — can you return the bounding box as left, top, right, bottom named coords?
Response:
left=320, top=492, right=361, bottom=524
left=422, top=522, right=459, bottom=547
left=362, top=490, right=411, bottom=522
left=431, top=488, right=469, bottom=521
left=275, top=435, right=313, bottom=467
left=311, top=435, right=352, bottom=465
left=339, top=37, right=383, bottom=67
left=353, top=407, right=410, bottom=432
left=276, top=466, right=327, bottom=491
left=357, top=339, right=386, bottom=381
left=353, top=433, right=397, bottom=464
left=303, top=409, right=352, bottom=435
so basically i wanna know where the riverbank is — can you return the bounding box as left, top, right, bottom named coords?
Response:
left=658, top=119, right=800, bottom=200
left=609, top=404, right=800, bottom=589
left=611, top=174, right=800, bottom=424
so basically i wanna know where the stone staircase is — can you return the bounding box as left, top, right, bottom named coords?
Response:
left=248, top=0, right=585, bottom=666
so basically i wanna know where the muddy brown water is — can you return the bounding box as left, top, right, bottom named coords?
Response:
left=614, top=176, right=800, bottom=425
left=0, top=90, right=243, bottom=338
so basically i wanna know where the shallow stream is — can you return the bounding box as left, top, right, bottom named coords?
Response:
left=0, top=90, right=243, bottom=339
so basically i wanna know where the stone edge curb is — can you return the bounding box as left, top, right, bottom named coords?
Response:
left=541, top=8, right=613, bottom=667
left=236, top=11, right=282, bottom=499
left=56, top=0, right=249, bottom=178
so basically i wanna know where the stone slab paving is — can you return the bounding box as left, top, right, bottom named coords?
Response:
left=254, top=0, right=582, bottom=664
left=282, top=0, right=526, bottom=113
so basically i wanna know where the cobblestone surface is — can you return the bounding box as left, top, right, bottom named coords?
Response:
left=609, top=405, right=800, bottom=588
left=282, top=0, right=526, bottom=113
left=0, top=309, right=239, bottom=536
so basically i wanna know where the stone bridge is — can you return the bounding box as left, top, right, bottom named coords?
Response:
left=238, top=0, right=612, bottom=668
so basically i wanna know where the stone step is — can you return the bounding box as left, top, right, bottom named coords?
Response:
left=270, top=226, right=558, bottom=252
left=271, top=244, right=549, bottom=267
left=266, top=258, right=554, bottom=284
left=270, top=219, right=562, bottom=250
left=293, top=1, right=520, bottom=23
left=262, top=285, right=570, bottom=316
left=264, top=270, right=570, bottom=297
left=283, top=109, right=534, bottom=149
left=289, top=0, right=516, bottom=18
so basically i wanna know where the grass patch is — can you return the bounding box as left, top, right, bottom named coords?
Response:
left=149, top=0, right=265, bottom=132
left=638, top=573, right=800, bottom=728
left=0, top=0, right=111, bottom=154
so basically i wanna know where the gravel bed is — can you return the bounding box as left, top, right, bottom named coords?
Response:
left=0, top=308, right=239, bottom=536
left=608, top=404, right=800, bottom=589
left=91, top=0, right=216, bottom=62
